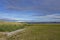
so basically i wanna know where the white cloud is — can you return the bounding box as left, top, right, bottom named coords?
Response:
left=46, top=14, right=60, bottom=18
left=33, top=14, right=60, bottom=19
left=0, top=12, right=60, bottom=22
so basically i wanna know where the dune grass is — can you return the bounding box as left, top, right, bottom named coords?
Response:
left=8, top=24, right=60, bottom=40
left=0, top=22, right=26, bottom=32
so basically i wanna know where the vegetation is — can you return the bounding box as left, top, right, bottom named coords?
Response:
left=8, top=24, right=60, bottom=40
left=0, top=22, right=26, bottom=32
left=0, top=22, right=60, bottom=40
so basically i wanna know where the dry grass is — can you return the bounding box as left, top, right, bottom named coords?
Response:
left=0, top=23, right=60, bottom=40
left=8, top=24, right=60, bottom=40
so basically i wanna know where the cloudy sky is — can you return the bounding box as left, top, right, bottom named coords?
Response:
left=0, top=0, right=60, bottom=22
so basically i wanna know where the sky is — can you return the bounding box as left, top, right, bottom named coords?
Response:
left=0, top=0, right=60, bottom=22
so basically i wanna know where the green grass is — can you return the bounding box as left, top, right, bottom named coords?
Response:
left=0, top=22, right=60, bottom=40
left=8, top=24, right=60, bottom=40
left=0, top=22, right=26, bottom=32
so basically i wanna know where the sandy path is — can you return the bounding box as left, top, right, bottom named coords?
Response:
left=6, top=28, right=25, bottom=37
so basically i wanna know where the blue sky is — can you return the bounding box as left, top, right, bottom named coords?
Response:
left=0, top=0, right=60, bottom=22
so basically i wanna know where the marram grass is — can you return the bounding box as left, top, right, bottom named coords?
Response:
left=0, top=22, right=26, bottom=32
